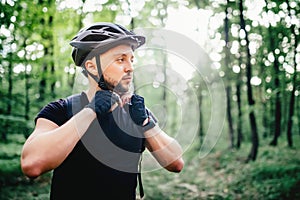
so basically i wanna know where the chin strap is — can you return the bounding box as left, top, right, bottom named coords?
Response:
left=82, top=54, right=109, bottom=90
left=95, top=55, right=109, bottom=90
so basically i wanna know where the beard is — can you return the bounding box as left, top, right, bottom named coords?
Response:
left=102, top=75, right=130, bottom=95
left=114, top=82, right=130, bottom=94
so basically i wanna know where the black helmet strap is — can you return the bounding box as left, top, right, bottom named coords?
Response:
left=82, top=53, right=109, bottom=90
left=95, top=55, right=109, bottom=90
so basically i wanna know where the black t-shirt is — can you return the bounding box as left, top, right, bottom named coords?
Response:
left=35, top=92, right=154, bottom=200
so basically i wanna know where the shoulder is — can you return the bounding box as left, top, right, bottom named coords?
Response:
left=35, top=98, right=68, bottom=126
left=39, top=98, right=67, bottom=114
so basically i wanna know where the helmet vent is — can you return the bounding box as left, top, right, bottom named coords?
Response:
left=81, top=35, right=110, bottom=42
left=103, top=27, right=123, bottom=34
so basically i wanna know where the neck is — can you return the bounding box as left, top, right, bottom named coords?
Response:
left=86, top=81, right=99, bottom=102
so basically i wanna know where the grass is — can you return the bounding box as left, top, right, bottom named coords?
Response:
left=141, top=134, right=300, bottom=200
left=0, top=134, right=51, bottom=200
left=0, top=133, right=300, bottom=200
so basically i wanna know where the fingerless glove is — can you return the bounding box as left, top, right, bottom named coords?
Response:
left=86, top=90, right=119, bottom=117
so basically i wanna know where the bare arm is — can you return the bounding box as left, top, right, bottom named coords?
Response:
left=144, top=125, right=184, bottom=172
left=20, top=108, right=96, bottom=179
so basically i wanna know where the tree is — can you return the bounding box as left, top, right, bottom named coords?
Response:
left=239, top=0, right=259, bottom=161
left=285, top=0, right=299, bottom=148
left=268, top=11, right=282, bottom=146
left=224, top=0, right=235, bottom=149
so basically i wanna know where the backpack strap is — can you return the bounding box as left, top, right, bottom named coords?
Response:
left=65, top=92, right=87, bottom=119
left=138, top=155, right=144, bottom=199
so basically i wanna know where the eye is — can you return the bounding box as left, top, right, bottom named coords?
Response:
left=131, top=56, right=135, bottom=63
left=117, top=58, right=124, bottom=62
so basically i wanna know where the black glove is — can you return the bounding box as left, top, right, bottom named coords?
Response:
left=86, top=90, right=120, bottom=117
left=128, top=94, right=148, bottom=126
left=128, top=94, right=156, bottom=131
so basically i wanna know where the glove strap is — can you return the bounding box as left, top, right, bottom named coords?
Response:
left=84, top=102, right=95, bottom=112
left=141, top=117, right=156, bottom=132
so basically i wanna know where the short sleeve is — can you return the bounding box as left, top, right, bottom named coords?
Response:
left=35, top=99, right=68, bottom=126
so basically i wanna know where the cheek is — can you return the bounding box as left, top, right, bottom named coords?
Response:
left=103, top=65, right=124, bottom=81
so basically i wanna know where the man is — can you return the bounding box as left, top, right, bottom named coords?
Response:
left=21, top=22, right=184, bottom=200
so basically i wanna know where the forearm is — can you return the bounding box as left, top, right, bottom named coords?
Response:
left=145, top=126, right=184, bottom=172
left=21, top=108, right=96, bottom=178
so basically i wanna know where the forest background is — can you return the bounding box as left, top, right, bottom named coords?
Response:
left=0, top=0, right=299, bottom=199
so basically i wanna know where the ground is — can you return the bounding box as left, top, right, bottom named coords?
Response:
left=0, top=134, right=299, bottom=200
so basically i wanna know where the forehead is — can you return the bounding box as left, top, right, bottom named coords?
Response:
left=102, top=44, right=134, bottom=57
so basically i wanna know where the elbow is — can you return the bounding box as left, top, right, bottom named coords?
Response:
left=21, top=156, right=43, bottom=179
left=173, top=158, right=184, bottom=172
left=166, top=158, right=184, bottom=173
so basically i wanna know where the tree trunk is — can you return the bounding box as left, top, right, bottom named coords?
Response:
left=224, top=0, right=234, bottom=149
left=70, top=15, right=83, bottom=88
left=38, top=1, right=56, bottom=101
left=239, top=0, right=259, bottom=162
left=285, top=0, right=297, bottom=148
left=39, top=54, right=47, bottom=102
left=7, top=52, right=13, bottom=115
left=226, top=86, right=234, bottom=149
left=194, top=3, right=205, bottom=148
left=236, top=80, right=243, bottom=149
left=262, top=101, right=268, bottom=138
left=268, top=97, right=274, bottom=137
left=286, top=72, right=296, bottom=147
left=198, top=87, right=204, bottom=146
left=49, top=15, right=56, bottom=99
left=50, top=61, right=55, bottom=98
left=269, top=40, right=281, bottom=146
left=160, top=5, right=168, bottom=118
left=130, top=17, right=137, bottom=92
left=258, top=45, right=268, bottom=138
left=38, top=16, right=47, bottom=102
left=236, top=23, right=243, bottom=149
left=24, top=39, right=31, bottom=138
left=298, top=96, right=300, bottom=136
left=259, top=71, right=268, bottom=139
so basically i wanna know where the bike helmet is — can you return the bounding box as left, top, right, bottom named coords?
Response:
left=70, top=22, right=145, bottom=66
left=69, top=22, right=145, bottom=90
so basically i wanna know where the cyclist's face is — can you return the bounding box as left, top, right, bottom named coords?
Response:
left=100, top=45, right=134, bottom=93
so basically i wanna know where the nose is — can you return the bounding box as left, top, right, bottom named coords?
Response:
left=124, top=60, right=133, bottom=73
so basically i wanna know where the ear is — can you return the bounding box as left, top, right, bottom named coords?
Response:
left=85, top=58, right=98, bottom=76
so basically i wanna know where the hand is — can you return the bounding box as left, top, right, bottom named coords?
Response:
left=128, top=94, right=149, bottom=126
left=86, top=90, right=120, bottom=117
left=120, top=92, right=133, bottom=107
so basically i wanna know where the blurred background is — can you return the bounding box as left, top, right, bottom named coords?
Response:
left=0, top=0, right=299, bottom=199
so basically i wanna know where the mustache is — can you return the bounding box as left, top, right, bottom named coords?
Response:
left=122, top=73, right=133, bottom=79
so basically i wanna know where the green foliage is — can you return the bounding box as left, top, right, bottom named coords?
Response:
left=229, top=161, right=300, bottom=200
left=1, top=133, right=300, bottom=199
left=0, top=0, right=300, bottom=199
left=140, top=134, right=300, bottom=200
left=0, top=134, right=24, bottom=185
left=0, top=115, right=33, bottom=140
left=1, top=0, right=299, bottom=144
